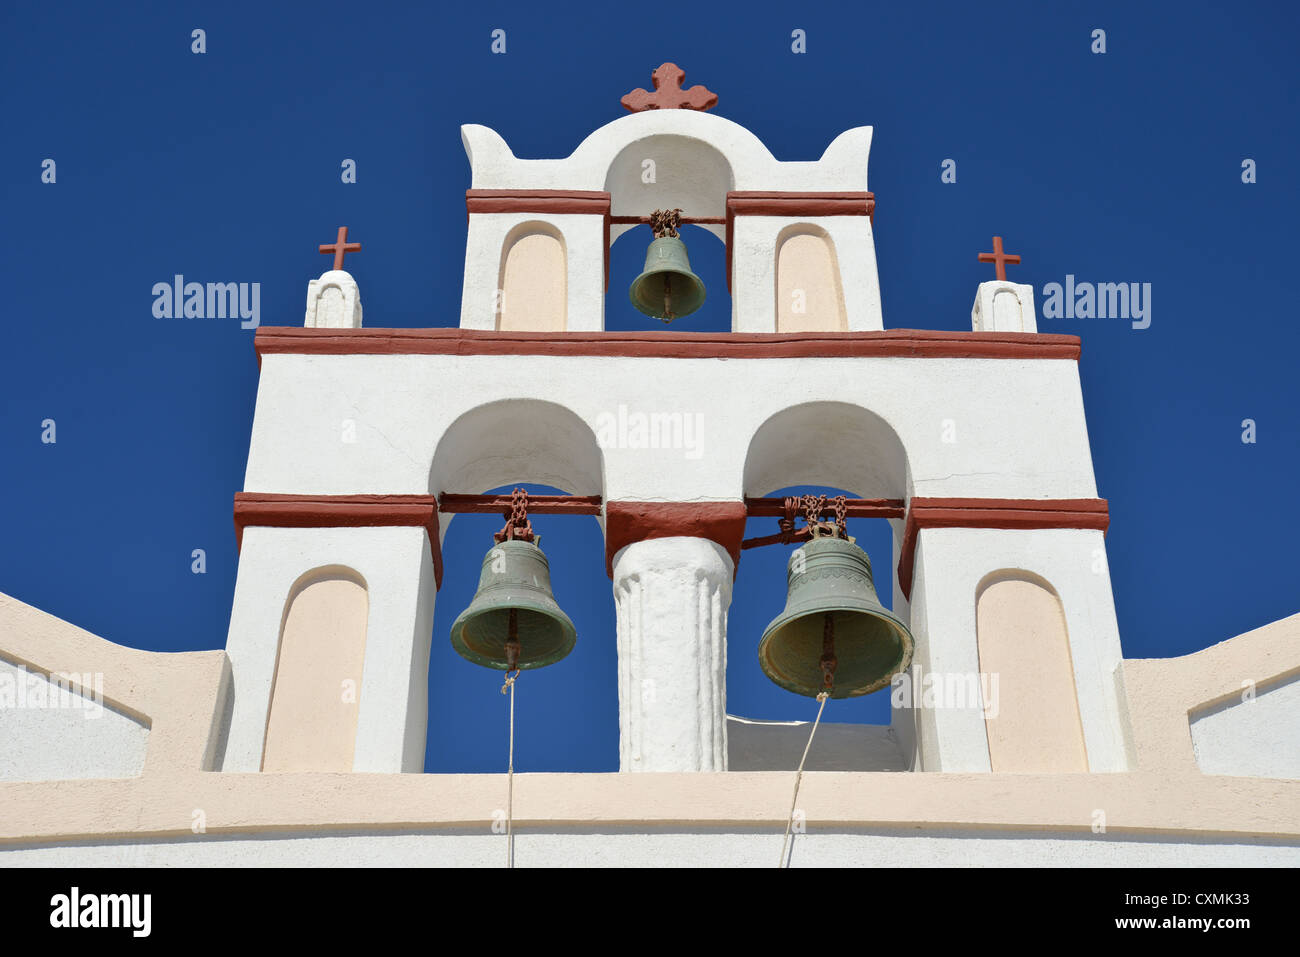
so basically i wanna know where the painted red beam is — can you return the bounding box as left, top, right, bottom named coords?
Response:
left=609, top=215, right=728, bottom=225
left=437, top=493, right=603, bottom=515
left=743, top=496, right=905, bottom=519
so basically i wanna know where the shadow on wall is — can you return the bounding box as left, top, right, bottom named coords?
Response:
left=424, top=485, right=618, bottom=773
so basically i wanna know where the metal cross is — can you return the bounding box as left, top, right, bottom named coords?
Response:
left=319, top=226, right=361, bottom=271
left=978, top=235, right=1021, bottom=281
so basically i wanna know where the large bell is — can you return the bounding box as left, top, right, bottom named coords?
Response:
left=450, top=539, right=577, bottom=671
left=628, top=236, right=706, bottom=322
left=758, top=536, right=914, bottom=699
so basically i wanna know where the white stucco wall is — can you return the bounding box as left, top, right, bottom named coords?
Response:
left=243, top=353, right=1095, bottom=504
left=1191, top=674, right=1300, bottom=780
left=0, top=658, right=149, bottom=781
left=222, top=525, right=436, bottom=774
left=3, top=828, right=1296, bottom=868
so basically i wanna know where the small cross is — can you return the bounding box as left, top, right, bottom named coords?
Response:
left=621, top=63, right=717, bottom=113
left=319, top=226, right=361, bottom=271
left=978, top=236, right=1021, bottom=281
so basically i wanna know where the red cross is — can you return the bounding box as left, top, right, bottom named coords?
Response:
left=621, top=63, right=718, bottom=113
left=978, top=236, right=1021, bottom=281
left=319, top=226, right=361, bottom=271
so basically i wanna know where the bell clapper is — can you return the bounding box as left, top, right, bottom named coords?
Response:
left=820, top=612, right=837, bottom=693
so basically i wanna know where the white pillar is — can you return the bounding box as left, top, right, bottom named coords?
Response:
left=222, top=525, right=437, bottom=773
left=611, top=537, right=732, bottom=772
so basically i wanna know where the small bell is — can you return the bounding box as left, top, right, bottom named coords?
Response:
left=758, top=536, right=914, bottom=698
left=628, top=209, right=706, bottom=323
left=450, top=539, right=577, bottom=671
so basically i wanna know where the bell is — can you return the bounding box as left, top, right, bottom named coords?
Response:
left=629, top=236, right=707, bottom=322
left=450, top=539, right=577, bottom=671
left=758, top=536, right=914, bottom=699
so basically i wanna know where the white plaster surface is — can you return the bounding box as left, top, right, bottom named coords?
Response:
left=727, top=716, right=906, bottom=771
left=305, top=270, right=363, bottom=328
left=1191, top=674, right=1300, bottom=780
left=0, top=659, right=148, bottom=782
left=972, top=280, right=1036, bottom=333
left=222, top=526, right=436, bottom=774
left=3, top=828, right=1296, bottom=868
left=461, top=113, right=872, bottom=193
left=244, top=354, right=1096, bottom=504
left=613, top=538, right=731, bottom=771
left=907, top=528, right=1128, bottom=774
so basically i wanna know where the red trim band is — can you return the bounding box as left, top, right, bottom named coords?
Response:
left=896, top=497, right=1111, bottom=600
left=465, top=189, right=611, bottom=216
left=234, top=493, right=444, bottom=589
left=255, top=328, right=1081, bottom=362
left=725, top=190, right=875, bottom=290
left=604, top=501, right=748, bottom=577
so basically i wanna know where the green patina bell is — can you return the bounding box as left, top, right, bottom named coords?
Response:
left=758, top=535, right=915, bottom=699
left=450, top=539, right=576, bottom=671
left=629, top=236, right=707, bottom=322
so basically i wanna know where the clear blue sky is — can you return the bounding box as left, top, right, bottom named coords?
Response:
left=2, top=1, right=1296, bottom=772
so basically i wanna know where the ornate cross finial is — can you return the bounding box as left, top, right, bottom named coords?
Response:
left=978, top=235, right=1021, bottom=281
left=319, top=226, right=361, bottom=271
left=621, top=62, right=717, bottom=113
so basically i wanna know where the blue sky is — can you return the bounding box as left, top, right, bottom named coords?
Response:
left=2, top=1, right=1296, bottom=772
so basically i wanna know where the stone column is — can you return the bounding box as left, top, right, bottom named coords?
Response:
left=611, top=537, right=733, bottom=771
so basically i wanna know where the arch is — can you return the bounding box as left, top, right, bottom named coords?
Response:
left=774, top=224, right=847, bottom=332
left=604, top=134, right=735, bottom=245
left=497, top=221, right=567, bottom=332
left=742, top=401, right=910, bottom=500
left=429, top=399, right=604, bottom=503
left=974, top=570, right=1088, bottom=772
left=262, top=565, right=369, bottom=772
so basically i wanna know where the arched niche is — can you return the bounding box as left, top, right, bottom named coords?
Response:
left=262, top=566, right=369, bottom=772
left=497, top=222, right=567, bottom=332
left=975, top=570, right=1088, bottom=772
left=604, top=134, right=735, bottom=246
left=429, top=399, right=604, bottom=514
left=742, top=401, right=910, bottom=501
left=775, top=224, right=847, bottom=332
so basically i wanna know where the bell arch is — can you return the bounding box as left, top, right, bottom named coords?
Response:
left=974, top=570, right=1088, bottom=772
left=497, top=221, right=567, bottom=332
left=429, top=399, right=604, bottom=506
left=262, top=565, right=369, bottom=772
left=603, top=134, right=735, bottom=246
left=742, top=401, right=911, bottom=501
left=774, top=224, right=847, bottom=332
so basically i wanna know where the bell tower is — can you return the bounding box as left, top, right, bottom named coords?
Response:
left=225, top=63, right=1129, bottom=778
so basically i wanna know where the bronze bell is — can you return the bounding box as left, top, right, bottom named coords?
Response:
left=758, top=535, right=914, bottom=699
left=629, top=235, right=707, bottom=323
left=450, top=539, right=577, bottom=671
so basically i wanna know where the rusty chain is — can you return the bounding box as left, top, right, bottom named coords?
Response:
left=649, top=208, right=683, bottom=239
left=494, top=487, right=535, bottom=543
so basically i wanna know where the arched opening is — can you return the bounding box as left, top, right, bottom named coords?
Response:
left=975, top=571, right=1088, bottom=772
left=775, top=224, right=847, bottom=332
left=603, top=134, right=734, bottom=333
left=497, top=222, right=566, bottom=332
left=262, top=566, right=369, bottom=772
left=425, top=484, right=617, bottom=772
left=426, top=401, right=614, bottom=772
left=731, top=403, right=912, bottom=770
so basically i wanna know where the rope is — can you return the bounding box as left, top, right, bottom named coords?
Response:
left=502, top=671, right=518, bottom=868
left=779, top=691, right=829, bottom=868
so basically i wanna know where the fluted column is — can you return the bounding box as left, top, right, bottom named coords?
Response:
left=611, top=537, right=733, bottom=771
